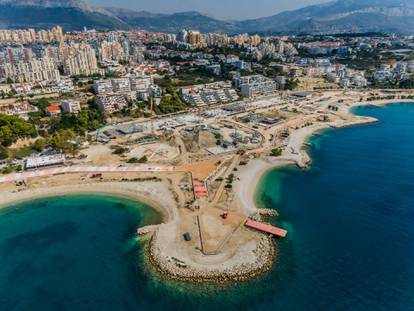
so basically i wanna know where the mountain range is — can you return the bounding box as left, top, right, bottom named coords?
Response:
left=0, top=0, right=414, bottom=34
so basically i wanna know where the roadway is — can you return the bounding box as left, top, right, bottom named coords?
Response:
left=0, top=164, right=174, bottom=184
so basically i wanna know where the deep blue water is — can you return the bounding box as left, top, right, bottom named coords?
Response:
left=1, top=103, right=414, bottom=310
left=254, top=103, right=414, bottom=310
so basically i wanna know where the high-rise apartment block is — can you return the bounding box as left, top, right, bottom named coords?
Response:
left=0, top=57, right=60, bottom=83
left=63, top=44, right=99, bottom=76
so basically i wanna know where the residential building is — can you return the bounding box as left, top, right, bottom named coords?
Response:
left=177, top=29, right=188, bottom=43
left=180, top=81, right=239, bottom=106
left=60, top=100, right=81, bottom=114
left=93, top=80, right=113, bottom=94
left=234, top=75, right=277, bottom=98
left=96, top=94, right=127, bottom=114
left=0, top=57, right=60, bottom=83
left=111, top=78, right=131, bottom=93
left=63, top=44, right=99, bottom=76
left=99, top=41, right=124, bottom=61
left=188, top=31, right=202, bottom=45
left=0, top=26, right=63, bottom=44
left=46, top=105, right=62, bottom=116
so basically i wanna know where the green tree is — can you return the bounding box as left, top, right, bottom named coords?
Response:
left=0, top=148, right=8, bottom=160
left=0, top=114, right=36, bottom=147
left=137, top=155, right=148, bottom=163
left=33, top=138, right=47, bottom=152
left=270, top=148, right=282, bottom=157
left=399, top=78, right=414, bottom=89
left=49, top=129, right=77, bottom=154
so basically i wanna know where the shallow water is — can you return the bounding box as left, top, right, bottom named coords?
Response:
left=1, top=103, right=414, bottom=310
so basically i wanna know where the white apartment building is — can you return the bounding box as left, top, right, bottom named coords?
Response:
left=130, top=75, right=153, bottom=92
left=96, top=94, right=127, bottom=114
left=0, top=26, right=63, bottom=44
left=111, top=78, right=131, bottom=93
left=60, top=99, right=81, bottom=114
left=64, top=44, right=99, bottom=76
left=181, top=81, right=239, bottom=106
left=234, top=75, right=277, bottom=98
left=93, top=80, right=113, bottom=94
left=94, top=75, right=156, bottom=101
left=0, top=57, right=60, bottom=83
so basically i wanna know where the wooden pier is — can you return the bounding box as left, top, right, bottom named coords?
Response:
left=245, top=219, right=288, bottom=238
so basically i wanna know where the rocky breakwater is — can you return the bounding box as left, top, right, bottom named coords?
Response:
left=250, top=208, right=279, bottom=221
left=258, top=208, right=279, bottom=217
left=148, top=229, right=275, bottom=283
left=137, top=224, right=161, bottom=236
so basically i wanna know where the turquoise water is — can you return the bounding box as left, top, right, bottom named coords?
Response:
left=1, top=103, right=414, bottom=310
left=0, top=195, right=161, bottom=310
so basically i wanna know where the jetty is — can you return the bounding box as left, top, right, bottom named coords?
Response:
left=245, top=219, right=288, bottom=238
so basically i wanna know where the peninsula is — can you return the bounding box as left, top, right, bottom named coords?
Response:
left=1, top=88, right=413, bottom=282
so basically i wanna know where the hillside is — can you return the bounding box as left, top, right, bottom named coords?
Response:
left=1, top=0, right=414, bottom=34
left=105, top=8, right=237, bottom=33
left=0, top=0, right=127, bottom=30
left=241, top=0, right=414, bottom=34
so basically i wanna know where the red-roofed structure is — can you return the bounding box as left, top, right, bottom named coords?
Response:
left=46, top=105, right=61, bottom=116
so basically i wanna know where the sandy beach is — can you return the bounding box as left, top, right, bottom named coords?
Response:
left=0, top=176, right=178, bottom=222
left=0, top=171, right=275, bottom=282
left=1, top=95, right=413, bottom=283
left=233, top=158, right=290, bottom=216
left=232, top=98, right=414, bottom=219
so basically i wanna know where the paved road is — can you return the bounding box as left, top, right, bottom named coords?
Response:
left=0, top=165, right=174, bottom=184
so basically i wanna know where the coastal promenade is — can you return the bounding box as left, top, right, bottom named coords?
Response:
left=0, top=164, right=174, bottom=184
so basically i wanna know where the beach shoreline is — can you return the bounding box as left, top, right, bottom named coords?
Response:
left=233, top=99, right=414, bottom=219
left=1, top=97, right=413, bottom=283
left=0, top=180, right=178, bottom=223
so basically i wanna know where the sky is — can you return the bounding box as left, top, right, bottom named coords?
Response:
left=86, top=0, right=328, bottom=20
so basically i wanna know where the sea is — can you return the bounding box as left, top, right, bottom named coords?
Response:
left=0, top=103, right=414, bottom=311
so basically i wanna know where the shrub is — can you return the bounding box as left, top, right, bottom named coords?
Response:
left=270, top=148, right=282, bottom=157
left=127, top=155, right=148, bottom=163
left=113, top=146, right=127, bottom=155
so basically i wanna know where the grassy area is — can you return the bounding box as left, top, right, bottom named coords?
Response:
left=9, top=146, right=37, bottom=159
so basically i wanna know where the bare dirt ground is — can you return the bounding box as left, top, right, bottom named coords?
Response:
left=177, top=159, right=222, bottom=180
left=76, top=144, right=120, bottom=165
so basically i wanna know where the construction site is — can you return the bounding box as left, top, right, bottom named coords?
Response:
left=1, top=89, right=392, bottom=282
